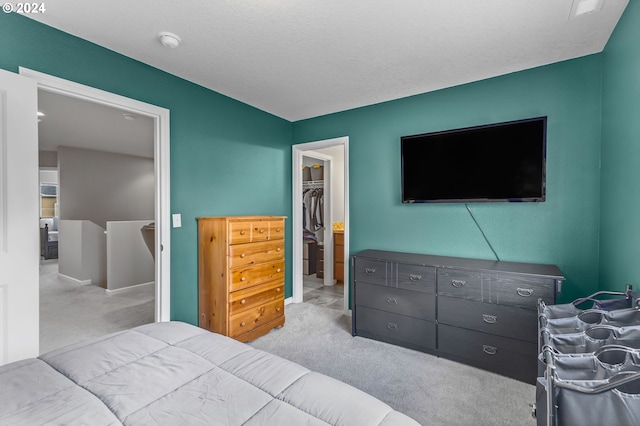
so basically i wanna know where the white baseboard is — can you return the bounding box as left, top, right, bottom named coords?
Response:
left=57, top=273, right=91, bottom=285
left=285, top=296, right=294, bottom=305
left=105, top=281, right=155, bottom=295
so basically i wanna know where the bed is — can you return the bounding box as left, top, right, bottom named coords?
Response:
left=0, top=321, right=420, bottom=425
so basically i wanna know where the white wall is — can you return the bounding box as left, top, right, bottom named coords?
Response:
left=312, top=145, right=345, bottom=223
left=58, top=146, right=154, bottom=228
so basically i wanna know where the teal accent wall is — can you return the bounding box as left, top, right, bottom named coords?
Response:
left=294, top=56, right=604, bottom=303
left=600, top=1, right=640, bottom=291
left=1, top=13, right=293, bottom=324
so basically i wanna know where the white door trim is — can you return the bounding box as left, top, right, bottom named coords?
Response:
left=19, top=67, right=171, bottom=322
left=292, top=137, right=349, bottom=314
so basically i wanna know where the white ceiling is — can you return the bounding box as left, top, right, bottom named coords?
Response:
left=38, top=90, right=154, bottom=158
left=29, top=0, right=628, bottom=155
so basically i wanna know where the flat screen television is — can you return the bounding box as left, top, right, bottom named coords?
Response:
left=401, top=116, right=547, bottom=203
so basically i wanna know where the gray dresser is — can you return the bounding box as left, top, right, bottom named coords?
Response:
left=351, top=250, right=564, bottom=383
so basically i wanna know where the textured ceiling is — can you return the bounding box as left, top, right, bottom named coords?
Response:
left=27, top=0, right=628, bottom=123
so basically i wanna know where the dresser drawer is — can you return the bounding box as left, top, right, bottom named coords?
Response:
left=356, top=306, right=435, bottom=350
left=437, top=269, right=483, bottom=301
left=353, top=258, right=387, bottom=286
left=230, top=298, right=284, bottom=337
left=230, top=260, right=284, bottom=292
left=438, top=296, right=537, bottom=342
left=229, top=281, right=284, bottom=314
left=229, top=240, right=284, bottom=268
left=438, top=324, right=537, bottom=383
left=268, top=219, right=285, bottom=240
left=486, top=273, right=555, bottom=308
left=397, top=263, right=435, bottom=293
left=356, top=282, right=434, bottom=321
left=228, top=220, right=253, bottom=245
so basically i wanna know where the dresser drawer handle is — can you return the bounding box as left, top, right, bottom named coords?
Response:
left=240, top=299, right=246, bottom=305
left=276, top=307, right=282, bottom=312
left=240, top=253, right=246, bottom=258
left=276, top=287, right=281, bottom=292
left=409, top=274, right=422, bottom=281
left=259, top=307, right=265, bottom=313
left=387, top=322, right=398, bottom=330
left=240, top=321, right=246, bottom=327
left=276, top=227, right=281, bottom=232
left=259, top=229, right=265, bottom=234
left=451, top=279, right=466, bottom=288
left=277, top=247, right=281, bottom=252
left=482, top=314, right=497, bottom=324
left=482, top=345, right=497, bottom=355
left=276, top=268, right=281, bottom=273
left=517, top=287, right=533, bottom=297
left=241, top=277, right=246, bottom=281
left=365, top=268, right=376, bottom=274
left=240, top=230, right=246, bottom=235
left=386, top=297, right=398, bottom=304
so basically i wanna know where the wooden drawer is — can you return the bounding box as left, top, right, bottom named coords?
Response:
left=356, top=305, right=435, bottom=351
left=438, top=296, right=537, bottom=343
left=438, top=324, right=537, bottom=383
left=397, top=263, right=435, bottom=293
left=230, top=298, right=284, bottom=337
left=268, top=219, right=285, bottom=240
left=486, top=273, right=555, bottom=308
left=230, top=260, right=284, bottom=292
left=229, top=281, right=284, bottom=314
left=356, top=282, right=434, bottom=321
left=229, top=240, right=284, bottom=268
left=228, top=220, right=253, bottom=244
left=353, top=258, right=387, bottom=286
left=437, top=269, right=483, bottom=301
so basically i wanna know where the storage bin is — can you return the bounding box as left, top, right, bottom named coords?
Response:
left=302, top=166, right=312, bottom=181
left=310, top=164, right=323, bottom=181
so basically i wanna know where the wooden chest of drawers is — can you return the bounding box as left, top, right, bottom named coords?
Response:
left=197, top=216, right=286, bottom=342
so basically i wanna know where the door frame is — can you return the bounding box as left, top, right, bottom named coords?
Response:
left=19, top=67, right=171, bottom=321
left=292, top=136, right=349, bottom=314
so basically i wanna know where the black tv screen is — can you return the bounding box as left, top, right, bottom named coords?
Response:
left=401, top=116, right=547, bottom=203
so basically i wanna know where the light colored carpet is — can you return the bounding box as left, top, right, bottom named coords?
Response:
left=250, top=302, right=537, bottom=426
left=40, top=260, right=155, bottom=354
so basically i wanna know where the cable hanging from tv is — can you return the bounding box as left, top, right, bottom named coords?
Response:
left=465, top=203, right=500, bottom=262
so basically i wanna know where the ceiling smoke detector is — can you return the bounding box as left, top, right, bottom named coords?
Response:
left=158, top=31, right=181, bottom=49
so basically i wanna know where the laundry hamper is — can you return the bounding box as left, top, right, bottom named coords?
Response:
left=535, top=286, right=640, bottom=426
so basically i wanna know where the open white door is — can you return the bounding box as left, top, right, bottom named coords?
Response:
left=0, top=69, right=39, bottom=365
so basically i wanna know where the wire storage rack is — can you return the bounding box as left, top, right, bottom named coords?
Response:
left=535, top=286, right=640, bottom=426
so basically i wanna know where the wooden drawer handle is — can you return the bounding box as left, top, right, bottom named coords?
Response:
left=259, top=307, right=265, bottom=313
left=240, top=253, right=246, bottom=258
left=276, top=287, right=281, bottom=292
left=276, top=307, right=282, bottom=312
left=259, top=229, right=265, bottom=234
left=482, top=345, right=497, bottom=355
left=482, top=314, right=497, bottom=324
left=240, top=321, right=246, bottom=327
left=240, top=299, right=246, bottom=305
left=386, top=297, right=398, bottom=305
left=387, top=322, right=398, bottom=330
left=365, top=268, right=376, bottom=274
left=276, top=268, right=281, bottom=273
left=409, top=274, right=422, bottom=281
left=241, top=277, right=246, bottom=281
left=276, top=247, right=281, bottom=252
left=276, top=228, right=281, bottom=232
left=451, top=279, right=466, bottom=288
left=240, top=230, right=246, bottom=235
left=516, top=287, right=533, bottom=297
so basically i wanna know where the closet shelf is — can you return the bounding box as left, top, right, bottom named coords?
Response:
left=303, top=180, right=324, bottom=188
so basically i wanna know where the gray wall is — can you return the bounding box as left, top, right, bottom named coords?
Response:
left=58, top=146, right=154, bottom=228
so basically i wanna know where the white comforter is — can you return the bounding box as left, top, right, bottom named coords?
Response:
left=0, top=321, right=420, bottom=425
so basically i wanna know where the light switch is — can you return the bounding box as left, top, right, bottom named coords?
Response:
left=172, top=213, right=182, bottom=228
